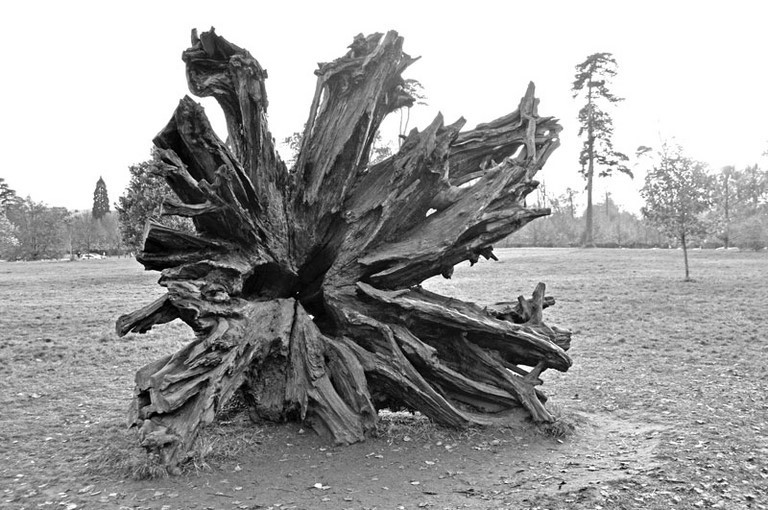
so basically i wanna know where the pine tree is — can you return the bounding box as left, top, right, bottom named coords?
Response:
left=0, top=177, right=20, bottom=213
left=92, top=177, right=110, bottom=220
left=572, top=52, right=631, bottom=246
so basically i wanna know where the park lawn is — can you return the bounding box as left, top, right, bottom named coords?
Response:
left=1, top=248, right=766, bottom=509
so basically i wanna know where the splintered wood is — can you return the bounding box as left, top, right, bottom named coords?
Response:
left=118, top=28, right=571, bottom=468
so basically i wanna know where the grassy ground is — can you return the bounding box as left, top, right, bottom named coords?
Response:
left=1, top=249, right=767, bottom=509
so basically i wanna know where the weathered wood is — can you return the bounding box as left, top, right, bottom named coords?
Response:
left=118, top=27, right=572, bottom=469
left=116, top=295, right=179, bottom=336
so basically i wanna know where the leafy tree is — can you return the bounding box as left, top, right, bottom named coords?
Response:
left=731, top=214, right=768, bottom=251
left=709, top=164, right=768, bottom=249
left=92, top=177, right=110, bottom=219
left=572, top=52, right=632, bottom=247
left=69, top=210, right=119, bottom=255
left=641, top=143, right=712, bottom=281
left=116, top=153, right=194, bottom=251
left=70, top=211, right=97, bottom=254
left=97, top=212, right=122, bottom=254
left=732, top=164, right=767, bottom=216
left=7, top=198, right=69, bottom=260
left=1, top=179, right=23, bottom=258
left=713, top=165, right=736, bottom=248
left=0, top=211, right=18, bottom=258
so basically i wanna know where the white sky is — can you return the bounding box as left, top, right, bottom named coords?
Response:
left=1, top=0, right=766, bottom=214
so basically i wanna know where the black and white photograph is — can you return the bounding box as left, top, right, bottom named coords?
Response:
left=1, top=1, right=766, bottom=508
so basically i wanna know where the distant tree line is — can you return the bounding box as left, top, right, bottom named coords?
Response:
left=500, top=51, right=768, bottom=259
left=0, top=177, right=123, bottom=261
left=0, top=148, right=200, bottom=261
left=3, top=54, right=767, bottom=262
left=502, top=156, right=768, bottom=253
left=501, top=185, right=665, bottom=249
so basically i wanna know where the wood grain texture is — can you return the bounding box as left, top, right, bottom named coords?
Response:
left=117, top=27, right=571, bottom=468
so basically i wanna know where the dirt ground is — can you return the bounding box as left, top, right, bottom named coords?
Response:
left=1, top=249, right=767, bottom=509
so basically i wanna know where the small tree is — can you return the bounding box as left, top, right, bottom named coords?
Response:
left=641, top=142, right=712, bottom=281
left=572, top=52, right=632, bottom=247
left=92, top=177, right=110, bottom=220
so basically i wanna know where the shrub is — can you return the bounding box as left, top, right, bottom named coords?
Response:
left=731, top=215, right=768, bottom=251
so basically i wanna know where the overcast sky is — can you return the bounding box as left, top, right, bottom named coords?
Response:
left=1, top=0, right=766, bottom=214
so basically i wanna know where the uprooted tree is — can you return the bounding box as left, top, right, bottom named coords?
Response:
left=117, top=28, right=572, bottom=469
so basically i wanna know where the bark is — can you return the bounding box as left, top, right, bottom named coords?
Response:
left=117, top=28, right=572, bottom=468
left=582, top=86, right=595, bottom=247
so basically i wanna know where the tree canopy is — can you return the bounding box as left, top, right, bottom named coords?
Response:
left=6, top=198, right=69, bottom=260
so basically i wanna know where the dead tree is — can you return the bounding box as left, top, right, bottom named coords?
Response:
left=117, top=28, right=571, bottom=469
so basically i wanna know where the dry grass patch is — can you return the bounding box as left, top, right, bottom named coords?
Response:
left=2, top=249, right=767, bottom=509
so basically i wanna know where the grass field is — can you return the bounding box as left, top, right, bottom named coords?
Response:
left=1, top=248, right=767, bottom=509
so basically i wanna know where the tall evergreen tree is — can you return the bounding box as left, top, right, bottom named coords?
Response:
left=92, top=177, right=110, bottom=219
left=572, top=52, right=631, bottom=246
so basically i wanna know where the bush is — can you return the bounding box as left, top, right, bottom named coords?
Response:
left=731, top=215, right=768, bottom=251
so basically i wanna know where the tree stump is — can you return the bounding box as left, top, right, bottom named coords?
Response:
left=117, top=28, right=571, bottom=468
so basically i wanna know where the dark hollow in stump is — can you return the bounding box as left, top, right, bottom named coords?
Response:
left=117, top=28, right=572, bottom=469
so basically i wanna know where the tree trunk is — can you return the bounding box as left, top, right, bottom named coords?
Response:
left=583, top=165, right=594, bottom=246
left=582, top=88, right=595, bottom=247
left=724, top=171, right=730, bottom=249
left=117, top=28, right=571, bottom=469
